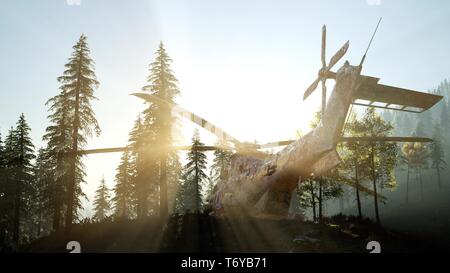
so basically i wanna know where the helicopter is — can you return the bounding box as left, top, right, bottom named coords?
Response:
left=79, top=22, right=442, bottom=218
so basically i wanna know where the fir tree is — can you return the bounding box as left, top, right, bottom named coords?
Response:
left=141, top=42, right=180, bottom=219
left=181, top=130, right=208, bottom=213
left=93, top=176, right=111, bottom=222
left=0, top=132, right=8, bottom=245
left=57, top=34, right=100, bottom=229
left=402, top=142, right=429, bottom=201
left=10, top=114, right=35, bottom=245
left=1, top=128, right=16, bottom=242
left=210, top=142, right=232, bottom=183
left=32, top=148, right=54, bottom=237
left=167, top=151, right=182, bottom=215
left=0, top=132, right=4, bottom=169
left=42, top=86, right=72, bottom=231
left=127, top=115, right=157, bottom=218
left=439, top=102, right=449, bottom=137
left=112, top=150, right=135, bottom=219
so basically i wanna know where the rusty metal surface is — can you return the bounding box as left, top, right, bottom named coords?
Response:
left=215, top=63, right=364, bottom=215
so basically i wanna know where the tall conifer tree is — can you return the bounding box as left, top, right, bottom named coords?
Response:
left=56, top=34, right=100, bottom=229
left=141, top=42, right=180, bottom=219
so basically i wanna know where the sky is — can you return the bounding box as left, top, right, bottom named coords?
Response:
left=1, top=0, right=450, bottom=217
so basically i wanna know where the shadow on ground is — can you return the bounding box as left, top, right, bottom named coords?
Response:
left=21, top=214, right=445, bottom=253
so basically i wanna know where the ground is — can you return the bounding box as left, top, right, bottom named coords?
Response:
left=21, top=214, right=444, bottom=253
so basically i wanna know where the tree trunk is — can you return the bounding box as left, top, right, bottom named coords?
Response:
left=13, top=142, right=25, bottom=245
left=406, top=164, right=410, bottom=203
left=339, top=196, right=344, bottom=213
left=436, top=167, right=442, bottom=189
left=53, top=150, right=64, bottom=231
left=354, top=156, right=362, bottom=220
left=318, top=179, right=323, bottom=222
left=37, top=212, right=42, bottom=238
left=160, top=156, right=168, bottom=219
left=122, top=158, right=128, bottom=219
left=419, top=169, right=424, bottom=201
left=371, top=144, right=380, bottom=225
left=310, top=181, right=316, bottom=222
left=194, top=160, right=200, bottom=214
left=13, top=171, right=21, bottom=246
left=136, top=153, right=143, bottom=219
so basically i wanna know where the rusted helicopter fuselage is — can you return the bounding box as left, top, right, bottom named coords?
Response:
left=212, top=62, right=361, bottom=216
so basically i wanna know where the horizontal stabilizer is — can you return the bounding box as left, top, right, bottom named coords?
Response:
left=353, top=82, right=443, bottom=113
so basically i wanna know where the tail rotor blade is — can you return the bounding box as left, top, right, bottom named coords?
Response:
left=303, top=78, right=320, bottom=101
left=321, top=25, right=326, bottom=68
left=327, top=40, right=349, bottom=70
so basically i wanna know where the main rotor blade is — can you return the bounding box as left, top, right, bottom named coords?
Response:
left=321, top=80, right=327, bottom=118
left=78, top=144, right=231, bottom=155
left=258, top=140, right=296, bottom=149
left=132, top=93, right=241, bottom=144
left=303, top=78, right=320, bottom=101
left=340, top=136, right=433, bottom=143
left=327, top=40, right=349, bottom=71
left=176, top=145, right=227, bottom=151
left=78, top=147, right=127, bottom=155
left=336, top=176, right=386, bottom=201
left=321, top=25, right=326, bottom=68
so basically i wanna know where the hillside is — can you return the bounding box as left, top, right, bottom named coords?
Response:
left=21, top=214, right=443, bottom=253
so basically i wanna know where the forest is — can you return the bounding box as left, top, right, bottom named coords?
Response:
left=0, top=34, right=449, bottom=251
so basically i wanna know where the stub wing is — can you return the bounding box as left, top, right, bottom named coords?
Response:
left=353, top=81, right=443, bottom=113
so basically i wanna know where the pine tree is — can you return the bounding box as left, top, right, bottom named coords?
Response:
left=167, top=151, right=182, bottom=215
left=11, top=114, right=35, bottom=245
left=0, top=128, right=16, bottom=244
left=439, top=103, right=450, bottom=143
left=210, top=142, right=232, bottom=183
left=0, top=132, right=8, bottom=245
left=431, top=124, right=446, bottom=188
left=42, top=86, right=73, bottom=231
left=413, top=118, right=427, bottom=137
left=181, top=130, right=208, bottom=213
left=439, top=102, right=449, bottom=137
left=57, top=34, right=100, bottom=229
left=0, top=132, right=5, bottom=190
left=127, top=115, right=157, bottom=218
left=0, top=132, right=4, bottom=169
left=141, top=42, right=180, bottom=219
left=112, top=150, right=135, bottom=219
left=402, top=142, right=429, bottom=201
left=399, top=147, right=412, bottom=203
left=32, top=148, right=54, bottom=237
left=93, top=176, right=111, bottom=222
